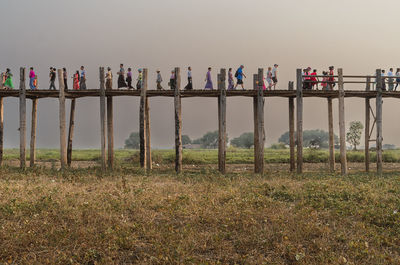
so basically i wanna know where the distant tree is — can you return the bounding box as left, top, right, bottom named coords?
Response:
left=346, top=121, right=363, bottom=150
left=182, top=135, right=192, bottom=145
left=278, top=129, right=338, bottom=149
left=231, top=132, right=254, bottom=148
left=193, top=131, right=219, bottom=149
left=270, top=142, right=287, bottom=149
left=124, top=132, right=140, bottom=149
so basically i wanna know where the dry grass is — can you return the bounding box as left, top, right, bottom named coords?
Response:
left=0, top=167, right=400, bottom=264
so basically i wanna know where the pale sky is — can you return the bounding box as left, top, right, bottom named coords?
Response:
left=1, top=0, right=400, bottom=149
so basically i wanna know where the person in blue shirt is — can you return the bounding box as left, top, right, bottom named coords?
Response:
left=234, top=65, right=246, bottom=90
left=80, top=66, right=87, bottom=90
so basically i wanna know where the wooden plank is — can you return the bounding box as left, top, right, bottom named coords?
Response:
left=365, top=76, right=370, bottom=172
left=288, top=81, right=295, bottom=172
left=19, top=67, right=26, bottom=169
left=58, top=69, right=67, bottom=169
left=107, top=96, right=114, bottom=170
left=376, top=69, right=383, bottom=175
left=144, top=69, right=152, bottom=170
left=174, top=67, right=182, bottom=173
left=0, top=98, right=3, bottom=166
left=218, top=69, right=227, bottom=174
left=99, top=67, right=107, bottom=171
left=328, top=97, right=335, bottom=172
left=254, top=68, right=264, bottom=174
left=338, top=68, right=347, bottom=175
left=67, top=99, right=76, bottom=167
left=139, top=70, right=147, bottom=169
left=29, top=98, right=38, bottom=167
left=296, top=69, right=303, bottom=174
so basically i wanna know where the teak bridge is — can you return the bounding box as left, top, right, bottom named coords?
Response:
left=0, top=67, right=389, bottom=175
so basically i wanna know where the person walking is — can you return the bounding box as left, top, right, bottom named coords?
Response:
left=169, top=70, right=176, bottom=90
left=136, top=69, right=143, bottom=90
left=156, top=70, right=163, bottom=90
left=227, top=68, right=234, bottom=90
left=395, top=68, right=400, bottom=91
left=79, top=66, right=87, bottom=90
left=105, top=67, right=113, bottom=90
left=204, top=67, right=213, bottom=90
left=126, top=68, right=133, bottom=89
left=72, top=70, right=80, bottom=90
left=117, top=64, right=127, bottom=88
left=381, top=69, right=386, bottom=91
left=33, top=75, right=38, bottom=90
left=311, top=69, right=318, bottom=90
left=49, top=67, right=56, bottom=90
left=266, top=67, right=273, bottom=90
left=321, top=71, right=329, bottom=90
left=271, top=64, right=278, bottom=89
left=388, top=68, right=394, bottom=91
left=63, top=68, right=68, bottom=90
left=184, top=66, right=193, bottom=90
left=29, top=67, right=36, bottom=90
left=234, top=65, right=246, bottom=90
left=4, top=69, right=14, bottom=90
left=328, top=66, right=335, bottom=90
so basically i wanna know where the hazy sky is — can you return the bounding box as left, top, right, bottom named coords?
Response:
left=1, top=0, right=400, bottom=149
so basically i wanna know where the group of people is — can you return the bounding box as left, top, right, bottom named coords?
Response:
left=0, top=68, right=15, bottom=89
left=302, top=66, right=336, bottom=90
left=114, top=64, right=144, bottom=90
left=380, top=68, right=400, bottom=91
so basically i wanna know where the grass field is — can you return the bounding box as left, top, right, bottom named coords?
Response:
left=0, top=167, right=399, bottom=264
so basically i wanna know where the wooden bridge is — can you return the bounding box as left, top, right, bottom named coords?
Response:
left=0, top=67, right=389, bottom=175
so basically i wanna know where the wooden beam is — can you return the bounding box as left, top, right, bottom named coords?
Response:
left=29, top=98, right=38, bottom=167
left=106, top=69, right=114, bottom=170
left=296, top=69, right=303, bottom=174
left=288, top=81, right=295, bottom=172
left=67, top=99, right=76, bottom=167
left=19, top=67, right=26, bottom=169
left=144, top=68, right=152, bottom=170
left=328, top=97, right=335, bottom=172
left=338, top=68, right=347, bottom=175
left=58, top=69, right=67, bottom=169
left=218, top=69, right=227, bottom=174
left=99, top=67, right=107, bottom=171
left=174, top=67, right=182, bottom=173
left=0, top=98, right=4, bottom=166
left=376, top=69, right=383, bottom=175
left=139, top=69, right=147, bottom=169
left=365, top=76, right=370, bottom=172
left=254, top=68, right=265, bottom=174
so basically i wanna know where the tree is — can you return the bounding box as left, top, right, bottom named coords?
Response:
left=124, top=132, right=140, bottom=149
left=278, top=129, right=338, bottom=149
left=193, top=131, right=219, bottom=149
left=231, top=132, right=254, bottom=148
left=346, top=121, right=363, bottom=150
left=182, top=135, right=192, bottom=145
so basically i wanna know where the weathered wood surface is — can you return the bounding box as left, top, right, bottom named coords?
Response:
left=254, top=68, right=265, bottom=174
left=296, top=69, right=303, bottom=174
left=218, top=69, right=227, bottom=174
left=30, top=98, right=38, bottom=167
left=328, top=98, right=335, bottom=172
left=139, top=70, right=147, bottom=169
left=19, top=68, right=26, bottom=169
left=0, top=98, right=4, bottom=166
left=338, top=68, right=347, bottom=175
left=288, top=81, right=295, bottom=172
left=376, top=69, right=383, bottom=175
left=99, top=67, right=107, bottom=171
left=174, top=67, right=182, bottom=173
left=67, top=99, right=76, bottom=167
left=58, top=69, right=67, bottom=169
left=144, top=69, right=152, bottom=170
left=365, top=76, right=371, bottom=172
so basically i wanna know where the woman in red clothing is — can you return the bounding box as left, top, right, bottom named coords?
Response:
left=72, top=71, right=80, bottom=90
left=328, top=66, right=335, bottom=90
left=311, top=69, right=318, bottom=90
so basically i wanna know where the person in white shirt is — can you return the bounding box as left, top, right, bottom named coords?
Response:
left=272, top=64, right=278, bottom=89
left=395, top=68, right=400, bottom=91
left=388, top=68, right=394, bottom=91
left=184, top=66, right=193, bottom=90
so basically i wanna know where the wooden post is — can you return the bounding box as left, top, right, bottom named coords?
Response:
left=328, top=97, right=335, bottom=172
left=67, top=99, right=76, bottom=167
left=174, top=67, right=182, bottom=173
left=338, top=68, right=347, bottom=175
left=58, top=69, right=67, bottom=169
left=288, top=81, right=295, bottom=172
left=365, top=76, right=371, bottom=172
left=29, top=98, right=38, bottom=167
left=106, top=69, right=114, bottom=170
left=296, top=69, right=303, bottom=174
left=144, top=69, right=152, bottom=170
left=253, top=68, right=264, bottom=174
left=376, top=69, right=383, bottom=175
left=218, top=68, right=227, bottom=174
left=0, top=98, right=4, bottom=166
left=139, top=69, right=147, bottom=169
left=99, top=67, right=107, bottom=171
left=19, top=67, right=26, bottom=169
